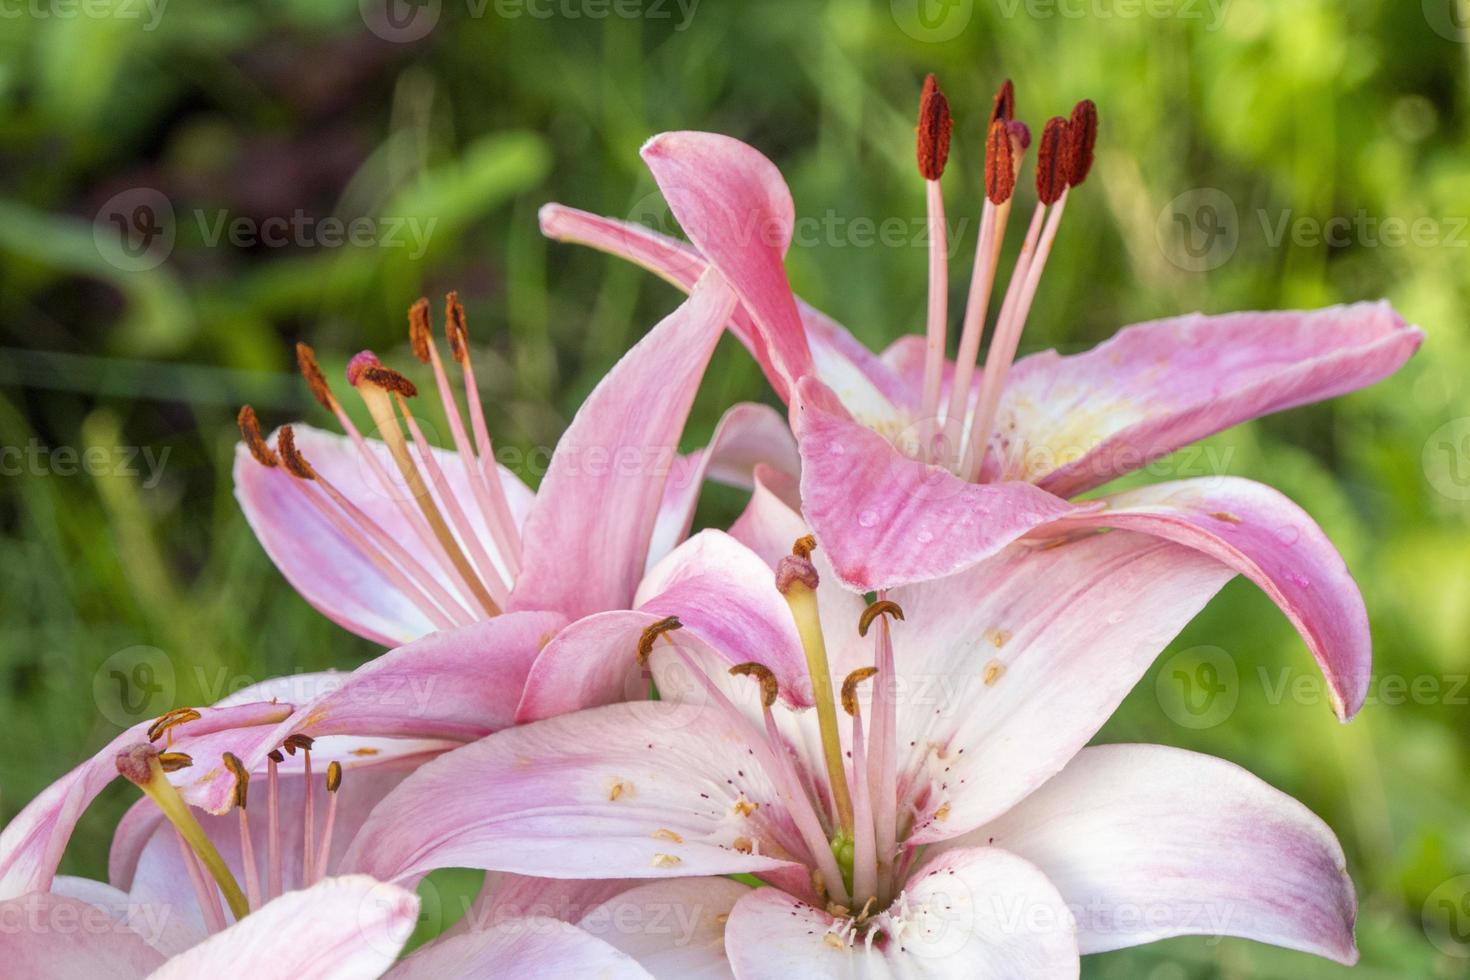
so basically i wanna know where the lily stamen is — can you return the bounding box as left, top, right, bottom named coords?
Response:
left=314, top=761, right=343, bottom=885
left=915, top=73, right=953, bottom=461
left=863, top=595, right=902, bottom=906
left=222, top=752, right=262, bottom=911
left=267, top=748, right=283, bottom=901
left=841, top=667, right=879, bottom=907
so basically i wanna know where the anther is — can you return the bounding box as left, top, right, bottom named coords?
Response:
left=408, top=298, right=433, bottom=363
left=148, top=707, right=201, bottom=743
left=989, top=78, right=1015, bottom=125
left=915, top=73, right=952, bottom=181
left=1065, top=99, right=1098, bottom=187
left=858, top=600, right=906, bottom=637
left=267, top=749, right=285, bottom=764
left=237, top=406, right=278, bottom=467
left=283, top=733, right=315, bottom=755
left=636, top=616, right=682, bottom=666
left=841, top=668, right=878, bottom=716
left=792, top=535, right=816, bottom=559
left=1035, top=116, right=1070, bottom=206
left=296, top=343, right=334, bottom=411
left=729, top=662, right=779, bottom=708
left=445, top=292, right=469, bottom=364
left=985, top=119, right=1016, bottom=205
left=222, top=752, right=250, bottom=809
left=158, top=752, right=193, bottom=773
left=276, top=425, right=316, bottom=480
left=360, top=365, right=419, bottom=399
left=326, top=761, right=343, bottom=793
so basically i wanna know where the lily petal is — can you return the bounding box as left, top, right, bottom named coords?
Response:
left=387, top=916, right=651, bottom=979
left=723, top=848, right=1079, bottom=979
left=540, top=203, right=913, bottom=414
left=234, top=424, right=533, bottom=646
left=1053, top=477, right=1370, bottom=718
left=0, top=892, right=165, bottom=979
left=994, top=302, right=1423, bottom=495
left=956, top=743, right=1358, bottom=964
left=886, top=529, right=1234, bottom=843
left=647, top=401, right=799, bottom=572
left=795, top=377, right=1088, bottom=591
left=147, top=875, right=419, bottom=979
left=511, top=271, right=738, bottom=618
left=640, top=132, right=815, bottom=395
left=345, top=702, right=807, bottom=884
left=577, top=877, right=748, bottom=978
left=517, top=530, right=810, bottom=722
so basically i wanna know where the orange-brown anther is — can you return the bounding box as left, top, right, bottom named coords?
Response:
left=276, top=425, right=317, bottom=481
left=840, top=667, right=878, bottom=716
left=267, top=749, right=285, bottom=764
left=157, top=752, right=193, bottom=773
left=1065, top=99, right=1098, bottom=187
left=985, top=118, right=1016, bottom=204
left=792, top=535, right=817, bottom=560
left=237, top=406, right=278, bottom=468
left=326, top=760, right=343, bottom=793
left=408, top=298, right=433, bottom=363
left=148, top=707, right=202, bottom=743
left=1035, top=116, right=1070, bottom=206
left=360, top=366, right=419, bottom=399
left=296, top=342, right=334, bottom=411
left=916, top=73, right=953, bottom=181
left=283, top=733, right=315, bottom=755
left=989, top=78, right=1015, bottom=125
left=445, top=292, right=469, bottom=365
left=636, top=616, right=683, bottom=665
left=729, top=662, right=779, bottom=708
left=222, top=752, right=249, bottom=809
left=858, top=599, right=906, bottom=638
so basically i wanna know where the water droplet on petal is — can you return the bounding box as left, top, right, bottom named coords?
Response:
left=828, top=441, right=846, bottom=457
left=916, top=528, right=935, bottom=544
left=858, top=510, right=878, bottom=528
left=1275, top=525, right=1300, bottom=546
left=1106, top=610, right=1125, bottom=625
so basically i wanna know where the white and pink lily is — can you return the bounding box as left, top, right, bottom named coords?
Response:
left=538, top=76, right=1424, bottom=721
left=234, top=278, right=797, bottom=647
left=340, top=471, right=1360, bottom=977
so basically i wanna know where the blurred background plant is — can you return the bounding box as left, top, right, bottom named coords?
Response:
left=1, top=0, right=1467, bottom=975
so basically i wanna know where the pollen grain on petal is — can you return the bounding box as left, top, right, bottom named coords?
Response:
left=1036, top=116, right=1070, bottom=205
left=732, top=836, right=753, bottom=854
left=986, top=628, right=1012, bottom=649
left=915, top=73, right=952, bottom=181
left=296, top=343, right=335, bottom=411
left=651, top=853, right=682, bottom=868
left=732, top=796, right=758, bottom=817
left=636, top=616, right=682, bottom=665
left=652, top=828, right=684, bottom=843
left=729, top=662, right=779, bottom=708
left=408, top=298, right=433, bottom=363
left=983, top=659, right=1007, bottom=686
left=276, top=425, right=317, bottom=480
left=237, top=406, right=278, bottom=468
left=840, top=667, right=878, bottom=715
left=858, top=599, right=905, bottom=637
left=1211, top=510, right=1244, bottom=524
left=608, top=778, right=632, bottom=801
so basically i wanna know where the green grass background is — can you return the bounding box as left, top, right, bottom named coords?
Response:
left=1, top=0, right=1468, bottom=975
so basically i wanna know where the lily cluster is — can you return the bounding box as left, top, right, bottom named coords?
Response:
left=0, top=73, right=1421, bottom=978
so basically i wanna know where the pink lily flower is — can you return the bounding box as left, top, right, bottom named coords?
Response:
left=537, top=76, right=1424, bottom=721
left=0, top=708, right=649, bottom=977
left=234, top=274, right=798, bottom=647
left=341, top=472, right=1360, bottom=976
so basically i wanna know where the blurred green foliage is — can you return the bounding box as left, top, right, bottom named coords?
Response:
left=1, top=0, right=1467, bottom=975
